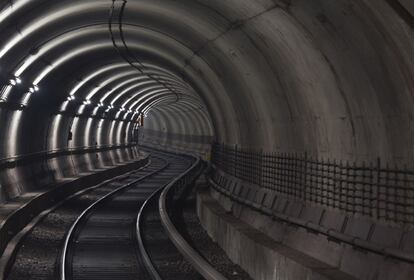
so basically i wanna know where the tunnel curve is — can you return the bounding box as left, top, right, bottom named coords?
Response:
left=0, top=0, right=412, bottom=206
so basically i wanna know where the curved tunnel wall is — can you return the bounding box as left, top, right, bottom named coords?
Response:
left=140, top=101, right=214, bottom=154
left=0, top=1, right=412, bottom=198
left=0, top=1, right=413, bottom=279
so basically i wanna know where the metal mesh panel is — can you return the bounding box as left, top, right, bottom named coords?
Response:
left=211, top=143, right=414, bottom=224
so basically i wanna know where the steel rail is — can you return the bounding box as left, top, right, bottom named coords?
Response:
left=60, top=156, right=169, bottom=280
left=0, top=158, right=151, bottom=280
left=159, top=154, right=228, bottom=280
left=136, top=183, right=164, bottom=280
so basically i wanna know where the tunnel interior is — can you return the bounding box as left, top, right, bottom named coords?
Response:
left=0, top=0, right=413, bottom=279
left=0, top=0, right=413, bottom=166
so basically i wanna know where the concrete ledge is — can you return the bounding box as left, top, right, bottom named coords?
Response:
left=209, top=167, right=414, bottom=279
left=197, top=187, right=357, bottom=280
left=0, top=155, right=149, bottom=256
left=0, top=145, right=141, bottom=202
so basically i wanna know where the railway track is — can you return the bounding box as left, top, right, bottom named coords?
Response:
left=2, top=149, right=206, bottom=280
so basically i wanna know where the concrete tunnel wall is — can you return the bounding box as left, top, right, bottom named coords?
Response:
left=0, top=0, right=413, bottom=279
left=0, top=0, right=410, bottom=209
left=140, top=0, right=414, bottom=166
left=0, top=0, right=412, bottom=166
left=140, top=103, right=214, bottom=153
left=0, top=0, right=413, bottom=272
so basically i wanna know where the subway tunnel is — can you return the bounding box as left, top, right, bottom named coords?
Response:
left=0, top=0, right=413, bottom=279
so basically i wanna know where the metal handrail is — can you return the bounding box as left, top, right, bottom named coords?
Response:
left=0, top=143, right=137, bottom=170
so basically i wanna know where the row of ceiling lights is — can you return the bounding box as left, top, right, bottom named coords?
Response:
left=5, top=74, right=148, bottom=120
left=0, top=2, right=153, bottom=117
left=9, top=76, right=39, bottom=92
left=7, top=74, right=139, bottom=116
left=66, top=95, right=138, bottom=114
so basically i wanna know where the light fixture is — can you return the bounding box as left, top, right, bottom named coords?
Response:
left=15, top=77, right=22, bottom=84
left=29, top=87, right=34, bottom=93
left=34, top=85, right=39, bottom=92
left=10, top=79, right=16, bottom=85
left=67, top=95, right=76, bottom=101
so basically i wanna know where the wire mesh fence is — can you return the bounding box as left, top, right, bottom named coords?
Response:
left=211, top=143, right=414, bottom=225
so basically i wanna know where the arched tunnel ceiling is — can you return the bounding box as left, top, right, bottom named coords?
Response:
left=0, top=0, right=413, bottom=165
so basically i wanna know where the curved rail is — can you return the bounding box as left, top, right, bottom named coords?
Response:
left=159, top=154, right=228, bottom=280
left=136, top=186, right=163, bottom=280
left=60, top=157, right=169, bottom=280
left=0, top=157, right=151, bottom=280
